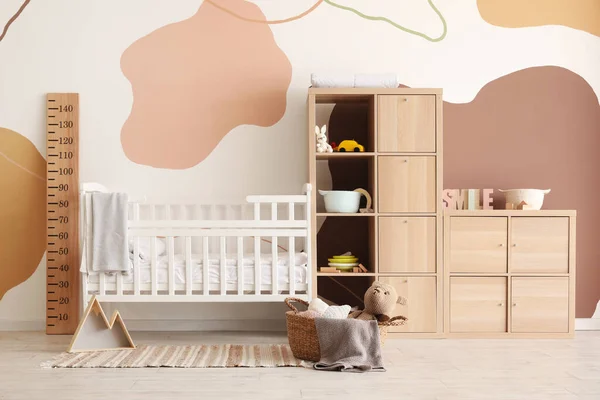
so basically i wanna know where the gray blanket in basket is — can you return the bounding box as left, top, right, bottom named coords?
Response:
left=313, top=318, right=385, bottom=372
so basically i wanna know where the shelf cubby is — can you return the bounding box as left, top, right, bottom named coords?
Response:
left=317, top=276, right=373, bottom=309
left=316, top=156, right=375, bottom=214
left=316, top=215, right=376, bottom=274
left=315, top=96, right=375, bottom=153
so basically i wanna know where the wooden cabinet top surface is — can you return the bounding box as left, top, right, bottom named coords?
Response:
left=445, top=210, right=576, bottom=217
left=308, top=87, right=443, bottom=96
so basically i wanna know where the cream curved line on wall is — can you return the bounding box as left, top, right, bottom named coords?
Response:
left=207, top=0, right=447, bottom=42
left=323, top=0, right=447, bottom=42
left=0, top=127, right=46, bottom=301
left=443, top=66, right=600, bottom=317
left=120, top=0, right=292, bottom=169
left=477, top=0, right=600, bottom=37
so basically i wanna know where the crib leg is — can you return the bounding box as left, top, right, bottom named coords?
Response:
left=80, top=273, right=89, bottom=315
left=82, top=296, right=89, bottom=314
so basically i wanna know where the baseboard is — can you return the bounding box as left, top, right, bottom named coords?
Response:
left=0, top=320, right=45, bottom=331
left=575, top=318, right=600, bottom=331
left=124, top=318, right=287, bottom=332
left=0, top=318, right=286, bottom=332
left=3, top=318, right=597, bottom=332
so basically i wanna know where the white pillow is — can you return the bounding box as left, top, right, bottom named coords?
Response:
left=128, top=237, right=167, bottom=259
left=308, top=298, right=329, bottom=314
left=322, top=305, right=351, bottom=319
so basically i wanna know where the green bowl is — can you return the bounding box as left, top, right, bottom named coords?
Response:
left=328, top=258, right=358, bottom=263
left=329, top=264, right=355, bottom=271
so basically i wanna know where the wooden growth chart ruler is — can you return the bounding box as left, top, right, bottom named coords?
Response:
left=46, top=93, right=80, bottom=335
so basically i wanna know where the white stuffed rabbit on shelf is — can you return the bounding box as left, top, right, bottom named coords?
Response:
left=315, top=125, right=333, bottom=153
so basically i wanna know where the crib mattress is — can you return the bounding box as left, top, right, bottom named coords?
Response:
left=88, top=253, right=308, bottom=285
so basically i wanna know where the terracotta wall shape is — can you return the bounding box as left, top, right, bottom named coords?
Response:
left=443, top=66, right=600, bottom=317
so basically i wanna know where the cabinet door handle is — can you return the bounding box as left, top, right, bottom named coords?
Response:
left=402, top=159, right=408, bottom=163
left=512, top=244, right=517, bottom=247
left=403, top=220, right=408, bottom=224
left=497, top=303, right=503, bottom=306
left=499, top=243, right=505, bottom=247
left=403, top=98, right=408, bottom=102
left=403, top=279, right=408, bottom=283
left=512, top=303, right=517, bottom=307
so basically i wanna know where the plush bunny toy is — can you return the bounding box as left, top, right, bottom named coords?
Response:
left=349, top=281, right=407, bottom=322
left=315, top=125, right=333, bottom=153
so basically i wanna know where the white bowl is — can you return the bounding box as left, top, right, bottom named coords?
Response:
left=498, top=189, right=551, bottom=210
left=318, top=189, right=371, bottom=213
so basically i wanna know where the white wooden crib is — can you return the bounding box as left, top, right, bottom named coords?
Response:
left=80, top=184, right=312, bottom=309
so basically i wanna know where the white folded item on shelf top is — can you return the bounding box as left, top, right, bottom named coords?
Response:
left=354, top=73, right=399, bottom=88
left=311, top=73, right=399, bottom=88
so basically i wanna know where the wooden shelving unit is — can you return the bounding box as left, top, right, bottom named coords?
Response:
left=308, top=88, right=443, bottom=338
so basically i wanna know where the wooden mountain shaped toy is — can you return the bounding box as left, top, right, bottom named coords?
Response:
left=67, top=296, right=135, bottom=353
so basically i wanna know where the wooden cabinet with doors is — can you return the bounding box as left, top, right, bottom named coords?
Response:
left=511, top=277, right=569, bottom=333
left=511, top=217, right=569, bottom=273
left=444, top=210, right=576, bottom=338
left=379, top=217, right=436, bottom=273
left=377, top=95, right=436, bottom=152
left=308, top=88, right=443, bottom=338
left=379, top=276, right=437, bottom=333
left=378, top=156, right=436, bottom=213
left=449, top=217, right=507, bottom=273
left=450, top=277, right=507, bottom=333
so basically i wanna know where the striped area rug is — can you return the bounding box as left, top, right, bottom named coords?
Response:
left=43, top=344, right=303, bottom=368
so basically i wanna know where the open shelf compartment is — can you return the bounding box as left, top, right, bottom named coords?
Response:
left=316, top=156, right=375, bottom=214
left=314, top=95, right=375, bottom=153
left=316, top=215, right=376, bottom=274
left=317, top=276, right=374, bottom=309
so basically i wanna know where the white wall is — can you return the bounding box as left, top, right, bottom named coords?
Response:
left=1, top=0, right=599, bottom=329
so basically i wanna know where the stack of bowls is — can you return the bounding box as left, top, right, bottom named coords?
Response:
left=327, top=255, right=359, bottom=272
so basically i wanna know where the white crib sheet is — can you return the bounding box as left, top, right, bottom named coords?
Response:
left=88, top=253, right=308, bottom=285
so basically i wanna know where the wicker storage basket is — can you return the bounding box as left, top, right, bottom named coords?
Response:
left=285, top=297, right=407, bottom=362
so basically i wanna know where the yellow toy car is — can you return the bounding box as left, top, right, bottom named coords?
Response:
left=335, top=140, right=364, bottom=152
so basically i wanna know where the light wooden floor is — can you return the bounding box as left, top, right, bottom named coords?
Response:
left=1, top=331, right=600, bottom=400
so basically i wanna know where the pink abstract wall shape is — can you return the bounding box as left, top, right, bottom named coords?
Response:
left=120, top=0, right=292, bottom=169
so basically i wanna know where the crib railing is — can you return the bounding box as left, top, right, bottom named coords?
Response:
left=82, top=184, right=312, bottom=307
